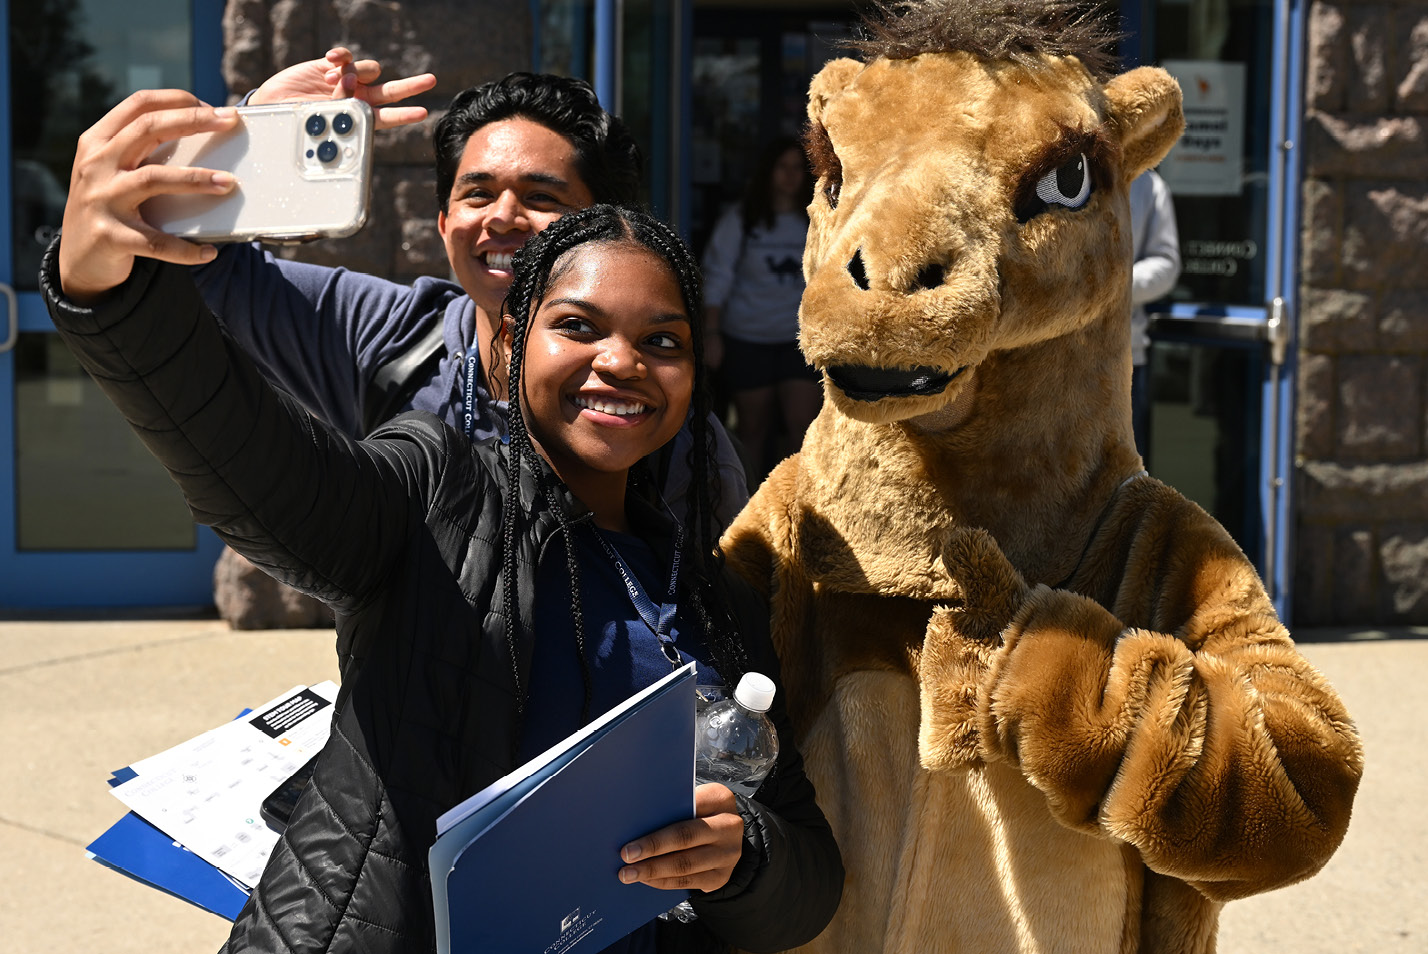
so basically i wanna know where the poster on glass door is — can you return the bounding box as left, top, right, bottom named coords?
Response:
left=1158, top=61, right=1246, bottom=197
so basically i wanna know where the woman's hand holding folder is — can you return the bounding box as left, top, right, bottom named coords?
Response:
left=616, top=783, right=745, bottom=891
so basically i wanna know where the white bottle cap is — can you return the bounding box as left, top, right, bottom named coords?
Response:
left=734, top=672, right=776, bottom=713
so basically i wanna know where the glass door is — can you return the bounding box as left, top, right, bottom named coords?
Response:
left=0, top=0, right=225, bottom=609
left=1125, top=0, right=1302, bottom=616
left=534, top=0, right=685, bottom=225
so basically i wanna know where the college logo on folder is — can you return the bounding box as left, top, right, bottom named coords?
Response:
left=430, top=664, right=697, bottom=954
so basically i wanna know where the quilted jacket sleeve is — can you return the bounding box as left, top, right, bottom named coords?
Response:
left=921, top=478, right=1363, bottom=902
left=41, top=240, right=443, bottom=612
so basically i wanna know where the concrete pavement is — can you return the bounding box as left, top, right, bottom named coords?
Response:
left=0, top=616, right=1422, bottom=953
left=0, top=616, right=338, bottom=954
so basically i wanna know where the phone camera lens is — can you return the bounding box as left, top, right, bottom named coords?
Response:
left=332, top=112, right=354, bottom=135
left=305, top=114, right=327, bottom=137
left=317, top=140, right=339, bottom=163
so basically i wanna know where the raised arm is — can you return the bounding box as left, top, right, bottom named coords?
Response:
left=248, top=47, right=435, bottom=126
left=43, top=240, right=450, bottom=608
left=57, top=90, right=239, bottom=302
left=187, top=51, right=443, bottom=436
left=191, top=241, right=458, bottom=437
left=58, top=82, right=447, bottom=438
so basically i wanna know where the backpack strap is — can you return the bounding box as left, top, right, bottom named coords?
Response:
left=362, top=320, right=448, bottom=436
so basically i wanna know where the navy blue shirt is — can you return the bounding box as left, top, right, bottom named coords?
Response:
left=522, top=524, right=716, bottom=954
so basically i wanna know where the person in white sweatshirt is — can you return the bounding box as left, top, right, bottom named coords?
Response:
left=1128, top=168, right=1182, bottom=459
left=702, top=137, right=821, bottom=482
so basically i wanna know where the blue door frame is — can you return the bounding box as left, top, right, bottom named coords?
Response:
left=590, top=0, right=688, bottom=229
left=0, top=0, right=227, bottom=609
left=1125, top=0, right=1304, bottom=621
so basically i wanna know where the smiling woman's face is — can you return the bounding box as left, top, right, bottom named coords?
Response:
left=511, top=240, right=694, bottom=502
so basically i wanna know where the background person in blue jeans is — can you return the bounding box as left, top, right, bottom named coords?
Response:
left=192, top=49, right=749, bottom=528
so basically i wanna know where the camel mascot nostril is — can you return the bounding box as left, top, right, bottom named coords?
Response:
left=720, top=2, right=1364, bottom=952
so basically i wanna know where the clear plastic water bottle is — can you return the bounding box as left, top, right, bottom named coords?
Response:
left=665, top=672, right=780, bottom=924
left=695, top=672, right=779, bottom=798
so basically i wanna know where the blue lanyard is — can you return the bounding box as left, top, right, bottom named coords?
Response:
left=591, top=526, right=685, bottom=671
left=461, top=344, right=482, bottom=442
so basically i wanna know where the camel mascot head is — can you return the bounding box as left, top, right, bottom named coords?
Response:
left=737, top=0, right=1185, bottom=591
left=802, top=1, right=1182, bottom=422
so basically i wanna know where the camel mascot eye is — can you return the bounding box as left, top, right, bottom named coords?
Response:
left=1034, top=154, right=1092, bottom=209
left=1014, top=152, right=1094, bottom=223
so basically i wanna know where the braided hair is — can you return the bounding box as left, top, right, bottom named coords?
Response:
left=499, top=205, right=748, bottom=745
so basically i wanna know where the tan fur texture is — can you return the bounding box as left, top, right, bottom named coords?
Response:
left=722, top=14, right=1362, bottom=953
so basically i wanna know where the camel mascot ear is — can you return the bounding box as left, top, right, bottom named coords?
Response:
left=1103, top=66, right=1185, bottom=184
left=807, top=57, right=863, bottom=124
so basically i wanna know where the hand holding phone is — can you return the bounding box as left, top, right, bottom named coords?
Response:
left=251, top=46, right=435, bottom=131
left=142, top=99, right=374, bottom=244
left=55, top=50, right=433, bottom=302
left=57, top=90, right=240, bottom=305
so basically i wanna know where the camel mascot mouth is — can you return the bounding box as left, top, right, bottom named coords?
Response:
left=823, top=364, right=963, bottom=402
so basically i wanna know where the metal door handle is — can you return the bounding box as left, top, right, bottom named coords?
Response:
left=0, top=282, right=16, bottom=353
left=1146, top=310, right=1272, bottom=344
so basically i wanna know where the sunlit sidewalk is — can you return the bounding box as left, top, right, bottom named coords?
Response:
left=0, top=616, right=337, bottom=954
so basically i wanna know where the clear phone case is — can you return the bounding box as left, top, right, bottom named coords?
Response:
left=143, top=99, right=374, bottom=244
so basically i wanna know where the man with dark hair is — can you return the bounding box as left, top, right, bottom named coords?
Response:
left=192, top=51, right=747, bottom=525
left=432, top=73, right=643, bottom=216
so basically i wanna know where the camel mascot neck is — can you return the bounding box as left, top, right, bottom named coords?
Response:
left=795, top=51, right=1172, bottom=591
left=722, top=4, right=1362, bottom=953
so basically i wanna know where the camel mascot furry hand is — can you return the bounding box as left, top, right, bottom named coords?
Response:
left=720, top=2, right=1364, bottom=951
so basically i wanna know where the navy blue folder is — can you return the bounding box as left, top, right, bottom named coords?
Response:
left=431, top=664, right=696, bottom=954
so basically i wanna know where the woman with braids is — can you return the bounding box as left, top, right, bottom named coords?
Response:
left=177, top=52, right=750, bottom=530
left=45, top=94, right=842, bottom=953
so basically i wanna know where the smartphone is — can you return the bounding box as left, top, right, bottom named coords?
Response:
left=143, top=99, right=374, bottom=244
left=260, top=753, right=318, bottom=833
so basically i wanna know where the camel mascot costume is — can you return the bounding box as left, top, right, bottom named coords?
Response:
left=720, top=2, right=1364, bottom=952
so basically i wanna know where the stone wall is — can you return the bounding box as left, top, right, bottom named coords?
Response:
left=1295, top=0, right=1428, bottom=623
left=211, top=1, right=531, bottom=626
left=222, top=0, right=533, bottom=284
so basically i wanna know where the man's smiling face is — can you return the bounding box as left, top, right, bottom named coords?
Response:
left=437, top=118, right=596, bottom=318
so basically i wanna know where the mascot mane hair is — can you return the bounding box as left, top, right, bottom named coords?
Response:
left=849, top=0, right=1123, bottom=78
